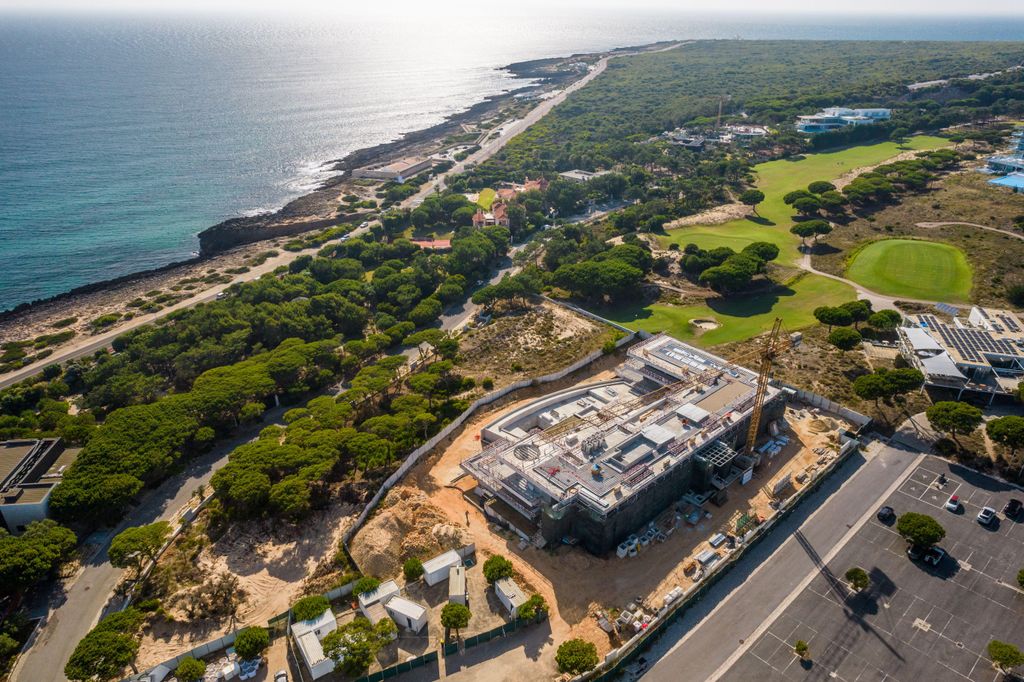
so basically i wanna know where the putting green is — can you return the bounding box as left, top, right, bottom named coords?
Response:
left=660, top=135, right=951, bottom=263
left=845, top=239, right=971, bottom=302
left=604, top=273, right=854, bottom=346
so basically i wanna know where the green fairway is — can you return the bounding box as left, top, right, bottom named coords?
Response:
left=477, top=188, right=496, bottom=209
left=845, top=239, right=972, bottom=302
left=660, top=135, right=950, bottom=262
left=604, top=273, right=854, bottom=346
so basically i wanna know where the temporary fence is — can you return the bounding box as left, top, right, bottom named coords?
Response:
left=443, top=611, right=547, bottom=658
left=341, top=330, right=638, bottom=548
left=355, top=650, right=439, bottom=682
left=572, top=424, right=868, bottom=682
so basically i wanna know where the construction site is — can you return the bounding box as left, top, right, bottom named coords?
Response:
left=461, top=332, right=789, bottom=555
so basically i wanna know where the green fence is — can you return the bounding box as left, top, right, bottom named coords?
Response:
left=356, top=650, right=438, bottom=682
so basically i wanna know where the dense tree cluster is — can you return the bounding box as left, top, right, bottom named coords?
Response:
left=0, top=520, right=76, bottom=598
left=842, top=150, right=960, bottom=206
left=553, top=243, right=653, bottom=303
left=65, top=608, right=145, bottom=682
left=678, top=241, right=780, bottom=293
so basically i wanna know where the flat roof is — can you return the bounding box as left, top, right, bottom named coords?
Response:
left=0, top=442, right=36, bottom=483
left=990, top=173, right=1024, bottom=189
left=422, top=549, right=461, bottom=575
left=386, top=596, right=427, bottom=620
left=494, top=577, right=528, bottom=607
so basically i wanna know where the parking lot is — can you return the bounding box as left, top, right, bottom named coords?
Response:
left=723, top=456, right=1024, bottom=682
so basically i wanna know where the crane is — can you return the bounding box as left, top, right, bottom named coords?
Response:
left=743, top=318, right=792, bottom=455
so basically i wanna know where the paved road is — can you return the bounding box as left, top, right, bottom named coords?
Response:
left=635, top=442, right=924, bottom=681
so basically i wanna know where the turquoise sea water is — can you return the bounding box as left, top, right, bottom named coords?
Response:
left=2, top=10, right=1023, bottom=310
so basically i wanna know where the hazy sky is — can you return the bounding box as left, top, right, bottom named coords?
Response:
left=0, top=0, right=1020, bottom=15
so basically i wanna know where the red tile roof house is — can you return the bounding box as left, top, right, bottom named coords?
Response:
left=472, top=201, right=510, bottom=228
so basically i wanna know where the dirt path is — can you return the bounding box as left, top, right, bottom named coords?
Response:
left=916, top=220, right=1024, bottom=241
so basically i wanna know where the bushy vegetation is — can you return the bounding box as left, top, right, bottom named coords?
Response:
left=291, top=595, right=331, bottom=621
left=323, top=616, right=397, bottom=676
left=482, top=554, right=514, bottom=584
left=233, top=626, right=270, bottom=661
left=897, top=512, right=946, bottom=549
left=0, top=520, right=76, bottom=598
left=556, top=638, right=599, bottom=674
left=65, top=608, right=145, bottom=682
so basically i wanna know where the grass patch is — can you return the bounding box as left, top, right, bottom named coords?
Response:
left=477, top=188, right=496, bottom=210
left=845, top=238, right=972, bottom=302
left=604, top=272, right=854, bottom=346
left=660, top=135, right=951, bottom=263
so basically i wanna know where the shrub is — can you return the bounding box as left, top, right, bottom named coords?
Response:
left=896, top=512, right=945, bottom=549
left=353, top=576, right=381, bottom=596
left=440, top=602, right=471, bottom=636
left=481, top=377, right=494, bottom=390
left=234, top=626, right=269, bottom=661
left=482, top=555, right=514, bottom=584
left=988, top=639, right=1024, bottom=673
left=403, top=557, right=424, bottom=582
left=794, top=640, right=809, bottom=658
left=1017, top=568, right=1024, bottom=590
left=845, top=566, right=870, bottom=591
left=556, top=638, right=599, bottom=674
left=291, top=595, right=330, bottom=622
left=175, top=657, right=206, bottom=682
left=517, top=593, right=548, bottom=621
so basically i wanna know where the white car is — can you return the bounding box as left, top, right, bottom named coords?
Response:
left=944, top=494, right=960, bottom=512
left=977, top=506, right=997, bottom=525
left=274, top=671, right=288, bottom=682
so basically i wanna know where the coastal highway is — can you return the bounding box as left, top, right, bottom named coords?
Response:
left=632, top=443, right=923, bottom=681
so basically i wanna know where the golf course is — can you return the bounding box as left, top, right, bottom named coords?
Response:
left=845, top=238, right=972, bottom=302
left=605, top=272, right=853, bottom=346
left=605, top=135, right=953, bottom=346
left=660, top=135, right=950, bottom=262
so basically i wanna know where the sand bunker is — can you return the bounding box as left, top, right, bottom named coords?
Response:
left=690, top=318, right=721, bottom=331
left=351, top=486, right=468, bottom=579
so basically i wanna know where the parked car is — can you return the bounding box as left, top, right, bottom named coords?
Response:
left=923, top=546, right=947, bottom=566
left=944, top=494, right=960, bottom=512
left=1004, top=499, right=1022, bottom=518
left=274, top=672, right=289, bottom=682
left=876, top=506, right=896, bottom=523
left=977, top=506, right=997, bottom=525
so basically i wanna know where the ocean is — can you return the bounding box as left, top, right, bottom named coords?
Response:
left=2, top=9, right=1023, bottom=310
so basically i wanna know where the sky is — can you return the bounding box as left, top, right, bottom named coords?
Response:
left=0, top=0, right=1020, bottom=15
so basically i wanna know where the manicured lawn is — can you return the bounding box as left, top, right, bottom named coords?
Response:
left=604, top=273, right=854, bottom=346
left=477, top=188, right=496, bottom=210
left=845, top=239, right=972, bottom=302
left=660, top=135, right=951, bottom=263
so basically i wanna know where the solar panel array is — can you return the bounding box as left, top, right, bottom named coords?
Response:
left=934, top=303, right=960, bottom=316
left=926, top=321, right=1019, bottom=362
left=998, top=314, right=1022, bottom=333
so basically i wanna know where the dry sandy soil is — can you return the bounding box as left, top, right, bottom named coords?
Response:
left=349, top=359, right=853, bottom=666
left=136, top=500, right=358, bottom=669
left=459, top=300, right=619, bottom=388
left=664, top=201, right=752, bottom=229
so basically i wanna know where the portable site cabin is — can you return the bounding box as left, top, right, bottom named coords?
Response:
left=494, top=577, right=527, bottom=617
left=448, top=565, right=468, bottom=605
left=358, top=579, right=400, bottom=619
left=385, top=596, right=429, bottom=633
left=290, top=608, right=338, bottom=680
left=422, top=549, right=462, bottom=586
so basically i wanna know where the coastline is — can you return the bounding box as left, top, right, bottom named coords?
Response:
left=0, top=45, right=630, bottom=354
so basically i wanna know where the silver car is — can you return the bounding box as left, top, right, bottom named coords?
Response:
left=977, top=506, right=997, bottom=525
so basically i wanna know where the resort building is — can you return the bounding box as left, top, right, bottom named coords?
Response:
left=986, top=129, right=1024, bottom=179
left=472, top=201, right=509, bottom=228
left=352, top=156, right=432, bottom=182
left=461, top=334, right=785, bottom=555
left=795, top=107, right=892, bottom=134
left=1, top=438, right=79, bottom=533
left=897, top=307, right=1024, bottom=402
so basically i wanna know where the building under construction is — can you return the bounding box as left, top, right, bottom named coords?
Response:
left=461, top=334, right=787, bottom=555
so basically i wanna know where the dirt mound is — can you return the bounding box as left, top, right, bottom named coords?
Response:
left=351, top=486, right=468, bottom=579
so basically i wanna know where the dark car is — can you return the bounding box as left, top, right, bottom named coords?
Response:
left=876, top=506, right=896, bottom=523
left=907, top=545, right=946, bottom=566
left=1004, top=499, right=1022, bottom=518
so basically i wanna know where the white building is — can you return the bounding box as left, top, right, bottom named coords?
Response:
left=448, top=565, right=468, bottom=605
left=358, top=579, right=401, bottom=619
left=897, top=307, right=1024, bottom=402
left=558, top=169, right=611, bottom=183
left=291, top=608, right=338, bottom=680
left=385, top=596, right=429, bottom=633
left=796, top=107, right=891, bottom=134
left=494, top=577, right=528, bottom=617
left=421, top=549, right=462, bottom=586
left=352, top=157, right=432, bottom=182
left=1, top=438, right=79, bottom=533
